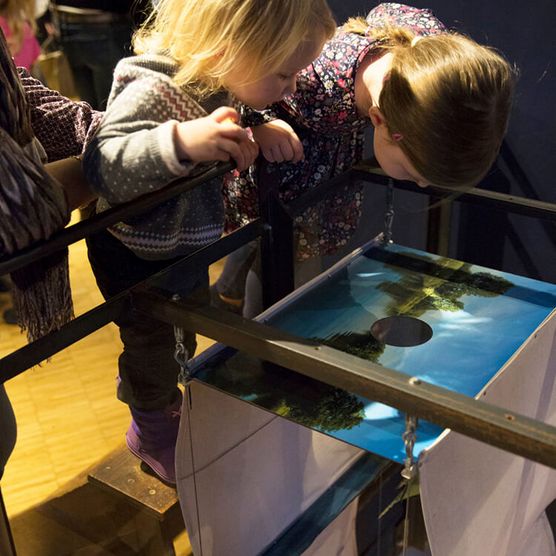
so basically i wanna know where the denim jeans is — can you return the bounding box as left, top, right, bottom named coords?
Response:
left=87, top=229, right=208, bottom=410
left=58, top=19, right=133, bottom=109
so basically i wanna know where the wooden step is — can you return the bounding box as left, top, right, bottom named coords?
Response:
left=87, top=444, right=178, bottom=521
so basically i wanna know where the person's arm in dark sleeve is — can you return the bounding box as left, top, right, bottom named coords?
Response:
left=18, top=67, right=103, bottom=162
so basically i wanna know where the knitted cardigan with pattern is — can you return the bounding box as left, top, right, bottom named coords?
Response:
left=83, top=54, right=225, bottom=260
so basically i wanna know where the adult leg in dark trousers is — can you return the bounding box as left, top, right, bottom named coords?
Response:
left=56, top=15, right=133, bottom=110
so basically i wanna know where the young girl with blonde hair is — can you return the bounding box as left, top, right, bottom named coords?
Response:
left=216, top=2, right=515, bottom=315
left=0, top=0, right=40, bottom=71
left=83, top=0, right=336, bottom=486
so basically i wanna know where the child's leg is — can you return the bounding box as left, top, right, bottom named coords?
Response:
left=243, top=267, right=264, bottom=318
left=242, top=246, right=325, bottom=319
left=86, top=228, right=200, bottom=484
left=116, top=300, right=197, bottom=485
left=243, top=245, right=263, bottom=318
left=212, top=240, right=258, bottom=312
left=116, top=302, right=195, bottom=410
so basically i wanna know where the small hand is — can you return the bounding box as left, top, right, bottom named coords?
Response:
left=252, top=119, right=304, bottom=163
left=175, top=107, right=259, bottom=172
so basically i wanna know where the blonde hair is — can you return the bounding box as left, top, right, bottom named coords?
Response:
left=343, top=18, right=516, bottom=189
left=134, top=0, right=336, bottom=97
left=0, top=0, right=36, bottom=54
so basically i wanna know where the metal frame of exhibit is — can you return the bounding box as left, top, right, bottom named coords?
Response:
left=1, top=160, right=556, bottom=471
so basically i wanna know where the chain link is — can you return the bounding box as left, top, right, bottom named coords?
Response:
left=401, top=414, right=418, bottom=481
left=401, top=414, right=418, bottom=555
left=383, top=178, right=395, bottom=245
left=172, top=295, right=191, bottom=383
left=174, top=326, right=190, bottom=379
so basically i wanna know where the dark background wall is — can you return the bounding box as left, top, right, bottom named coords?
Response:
left=328, top=0, right=556, bottom=283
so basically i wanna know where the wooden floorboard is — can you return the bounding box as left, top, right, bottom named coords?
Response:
left=0, top=213, right=218, bottom=554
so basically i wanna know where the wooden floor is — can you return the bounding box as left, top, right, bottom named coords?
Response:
left=0, top=214, right=219, bottom=555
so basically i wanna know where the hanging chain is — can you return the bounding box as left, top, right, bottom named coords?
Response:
left=383, top=178, right=395, bottom=245
left=170, top=295, right=203, bottom=553
left=174, top=324, right=191, bottom=384
left=401, top=414, right=418, bottom=555
left=401, top=414, right=418, bottom=481
left=172, top=295, right=191, bottom=383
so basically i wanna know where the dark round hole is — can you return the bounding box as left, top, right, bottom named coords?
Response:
left=370, top=316, right=433, bottom=347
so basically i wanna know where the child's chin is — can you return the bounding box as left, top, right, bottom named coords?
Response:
left=249, top=101, right=270, bottom=110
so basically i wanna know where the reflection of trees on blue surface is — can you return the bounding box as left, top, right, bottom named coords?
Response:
left=204, top=353, right=365, bottom=432
left=307, top=253, right=514, bottom=362
left=318, top=331, right=385, bottom=364
left=375, top=253, right=514, bottom=318
left=285, top=388, right=365, bottom=432
left=197, top=243, right=555, bottom=461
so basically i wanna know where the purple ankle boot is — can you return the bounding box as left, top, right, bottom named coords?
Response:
left=126, top=391, right=182, bottom=485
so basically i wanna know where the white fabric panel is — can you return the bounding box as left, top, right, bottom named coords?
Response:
left=518, top=513, right=555, bottom=556
left=419, top=310, right=556, bottom=556
left=175, top=380, right=363, bottom=556
left=302, top=500, right=358, bottom=556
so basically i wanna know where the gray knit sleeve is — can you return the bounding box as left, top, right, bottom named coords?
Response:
left=83, top=62, right=196, bottom=205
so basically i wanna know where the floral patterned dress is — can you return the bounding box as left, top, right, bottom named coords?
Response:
left=225, top=3, right=446, bottom=260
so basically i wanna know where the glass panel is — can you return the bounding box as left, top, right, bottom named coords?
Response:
left=193, top=241, right=556, bottom=463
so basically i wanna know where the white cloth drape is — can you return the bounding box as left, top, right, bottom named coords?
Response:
left=419, top=309, right=556, bottom=556
left=175, top=380, right=363, bottom=556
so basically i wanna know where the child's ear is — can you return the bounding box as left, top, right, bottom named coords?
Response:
left=369, top=106, right=386, bottom=128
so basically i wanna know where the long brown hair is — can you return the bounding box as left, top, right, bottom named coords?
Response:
left=343, top=17, right=516, bottom=189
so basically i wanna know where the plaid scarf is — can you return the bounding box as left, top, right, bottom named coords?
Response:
left=0, top=29, right=73, bottom=342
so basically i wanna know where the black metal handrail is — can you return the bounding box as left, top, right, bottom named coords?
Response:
left=1, top=157, right=554, bottom=371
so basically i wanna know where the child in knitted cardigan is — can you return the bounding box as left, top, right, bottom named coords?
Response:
left=82, top=0, right=336, bottom=485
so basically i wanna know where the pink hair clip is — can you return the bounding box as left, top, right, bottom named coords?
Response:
left=391, top=132, right=403, bottom=142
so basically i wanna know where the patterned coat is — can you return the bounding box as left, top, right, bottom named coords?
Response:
left=225, top=3, right=445, bottom=260
left=83, top=54, right=225, bottom=260
left=17, top=67, right=101, bottom=161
